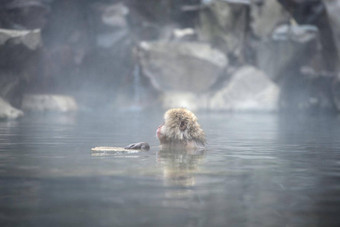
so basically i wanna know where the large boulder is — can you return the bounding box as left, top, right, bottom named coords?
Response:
left=0, top=28, right=41, bottom=107
left=278, top=0, right=339, bottom=71
left=138, top=41, right=228, bottom=93
left=0, top=28, right=41, bottom=50
left=323, top=0, right=340, bottom=68
left=0, top=0, right=49, bottom=29
left=198, top=0, right=249, bottom=61
left=0, top=97, right=24, bottom=120
left=209, top=66, right=279, bottom=112
left=257, top=24, right=319, bottom=81
left=332, top=75, right=340, bottom=112
left=21, top=94, right=78, bottom=113
left=251, top=0, right=289, bottom=38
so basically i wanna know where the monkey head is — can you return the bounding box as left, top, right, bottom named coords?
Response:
left=156, top=108, right=206, bottom=149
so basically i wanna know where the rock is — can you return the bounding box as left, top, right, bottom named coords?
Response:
left=272, top=24, right=319, bottom=43
left=332, top=75, right=340, bottom=112
left=278, top=0, right=339, bottom=71
left=209, top=66, right=279, bottom=112
left=0, top=97, right=24, bottom=120
left=101, top=3, right=129, bottom=28
left=138, top=41, right=228, bottom=93
left=257, top=24, right=319, bottom=81
left=92, top=2, right=130, bottom=47
left=323, top=0, right=340, bottom=68
left=21, top=95, right=78, bottom=113
left=0, top=28, right=41, bottom=50
left=0, top=28, right=42, bottom=107
left=82, top=1, right=133, bottom=96
left=199, top=0, right=249, bottom=60
left=0, top=0, right=49, bottom=29
left=172, top=28, right=197, bottom=41
left=251, top=0, right=289, bottom=38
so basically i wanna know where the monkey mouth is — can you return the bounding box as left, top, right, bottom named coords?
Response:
left=156, top=124, right=162, bottom=137
left=156, top=124, right=165, bottom=140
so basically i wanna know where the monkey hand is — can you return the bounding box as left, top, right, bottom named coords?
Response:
left=125, top=142, right=150, bottom=151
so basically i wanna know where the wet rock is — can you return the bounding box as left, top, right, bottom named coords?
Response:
left=251, top=0, right=289, bottom=38
left=323, top=0, right=340, bottom=67
left=209, top=66, right=279, bottom=112
left=0, top=0, right=49, bottom=29
left=199, top=0, right=249, bottom=61
left=92, top=2, right=130, bottom=48
left=0, top=28, right=41, bottom=50
left=332, top=75, right=340, bottom=112
left=278, top=0, right=339, bottom=71
left=82, top=1, right=133, bottom=95
left=278, top=0, right=324, bottom=24
left=138, top=41, right=228, bottom=93
left=0, top=28, right=41, bottom=107
left=257, top=24, right=319, bottom=81
left=172, top=28, right=197, bottom=41
left=22, top=95, right=78, bottom=113
left=0, top=97, right=24, bottom=120
left=101, top=2, right=129, bottom=28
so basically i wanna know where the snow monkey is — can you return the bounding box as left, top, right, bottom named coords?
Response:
left=125, top=108, right=206, bottom=151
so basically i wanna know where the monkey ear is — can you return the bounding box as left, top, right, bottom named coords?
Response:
left=179, top=120, right=187, bottom=131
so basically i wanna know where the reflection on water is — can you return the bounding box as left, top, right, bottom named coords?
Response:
left=158, top=148, right=205, bottom=187
left=157, top=148, right=205, bottom=208
left=0, top=112, right=340, bottom=226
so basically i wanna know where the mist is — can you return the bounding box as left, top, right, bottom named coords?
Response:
left=0, top=0, right=339, bottom=116
left=1, top=1, right=340, bottom=226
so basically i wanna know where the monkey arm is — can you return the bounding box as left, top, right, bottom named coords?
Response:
left=125, top=142, right=150, bottom=151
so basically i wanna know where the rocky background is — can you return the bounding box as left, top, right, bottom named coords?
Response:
left=1, top=0, right=340, bottom=119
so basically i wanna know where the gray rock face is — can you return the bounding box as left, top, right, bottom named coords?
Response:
left=0, top=97, right=24, bottom=120
left=251, top=0, right=289, bottom=38
left=332, top=75, right=340, bottom=112
left=257, top=24, right=319, bottom=81
left=0, top=28, right=41, bottom=107
left=0, top=28, right=41, bottom=50
left=323, top=0, right=340, bottom=68
left=199, top=0, right=248, bottom=60
left=101, top=3, right=129, bottom=28
left=138, top=41, right=228, bottom=93
left=22, top=95, right=78, bottom=113
left=209, top=66, right=279, bottom=112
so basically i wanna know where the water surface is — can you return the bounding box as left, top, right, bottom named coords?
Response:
left=0, top=111, right=340, bottom=226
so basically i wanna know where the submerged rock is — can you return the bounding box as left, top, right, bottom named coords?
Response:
left=0, top=97, right=24, bottom=120
left=209, top=66, right=279, bottom=112
left=22, top=94, right=78, bottom=113
left=138, top=41, right=228, bottom=93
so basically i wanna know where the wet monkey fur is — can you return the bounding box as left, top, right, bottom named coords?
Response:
left=125, top=108, right=206, bottom=151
